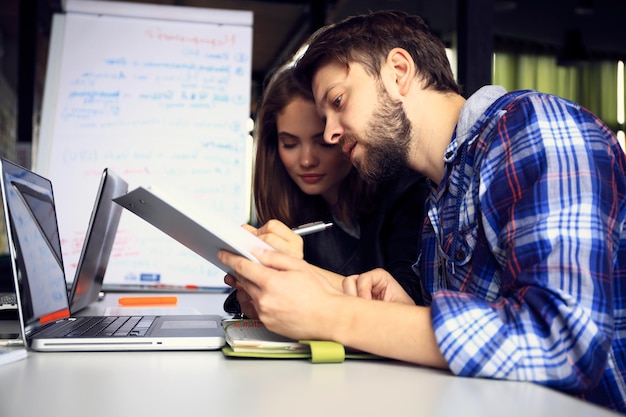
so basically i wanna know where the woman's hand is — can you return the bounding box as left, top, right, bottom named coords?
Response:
left=243, top=219, right=304, bottom=259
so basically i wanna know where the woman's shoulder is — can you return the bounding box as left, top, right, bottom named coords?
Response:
left=376, top=170, right=430, bottom=204
left=359, top=170, right=429, bottom=233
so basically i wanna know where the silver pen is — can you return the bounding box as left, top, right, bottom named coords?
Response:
left=292, top=221, right=333, bottom=236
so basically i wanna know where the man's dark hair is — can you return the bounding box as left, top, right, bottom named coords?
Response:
left=294, top=10, right=461, bottom=95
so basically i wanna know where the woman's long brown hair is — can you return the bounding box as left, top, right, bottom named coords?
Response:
left=253, top=66, right=378, bottom=227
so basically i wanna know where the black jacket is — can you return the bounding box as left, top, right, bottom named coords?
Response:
left=302, top=171, right=428, bottom=302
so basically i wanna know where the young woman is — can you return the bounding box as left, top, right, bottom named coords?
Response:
left=224, top=66, right=429, bottom=315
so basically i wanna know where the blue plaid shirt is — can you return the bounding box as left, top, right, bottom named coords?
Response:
left=415, top=87, right=626, bottom=412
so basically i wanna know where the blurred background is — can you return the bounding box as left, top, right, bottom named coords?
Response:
left=0, top=0, right=623, bottom=288
left=1, top=0, right=625, bottom=165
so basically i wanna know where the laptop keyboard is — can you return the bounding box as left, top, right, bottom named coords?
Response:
left=38, top=316, right=156, bottom=338
left=0, top=293, right=17, bottom=307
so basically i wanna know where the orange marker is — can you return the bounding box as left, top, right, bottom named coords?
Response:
left=118, top=296, right=178, bottom=306
left=40, top=308, right=71, bottom=325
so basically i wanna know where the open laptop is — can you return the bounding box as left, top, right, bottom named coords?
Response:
left=0, top=166, right=126, bottom=339
left=0, top=158, right=225, bottom=351
left=0, top=255, right=17, bottom=314
left=0, top=167, right=125, bottom=318
left=67, top=167, right=127, bottom=314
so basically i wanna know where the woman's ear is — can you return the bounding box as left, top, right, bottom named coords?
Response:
left=385, top=47, right=416, bottom=97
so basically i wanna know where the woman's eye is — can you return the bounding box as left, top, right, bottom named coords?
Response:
left=332, top=95, right=342, bottom=108
left=281, top=143, right=296, bottom=149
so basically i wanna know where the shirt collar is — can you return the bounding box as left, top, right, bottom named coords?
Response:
left=444, top=85, right=508, bottom=163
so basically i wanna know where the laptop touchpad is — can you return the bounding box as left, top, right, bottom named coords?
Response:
left=160, top=319, right=217, bottom=329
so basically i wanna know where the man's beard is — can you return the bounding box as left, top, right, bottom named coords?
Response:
left=344, top=86, right=412, bottom=183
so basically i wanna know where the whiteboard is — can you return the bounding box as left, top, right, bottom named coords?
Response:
left=36, top=0, right=253, bottom=291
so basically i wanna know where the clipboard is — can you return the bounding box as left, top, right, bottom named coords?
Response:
left=114, top=186, right=274, bottom=275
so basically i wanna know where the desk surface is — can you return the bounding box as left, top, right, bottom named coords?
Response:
left=0, top=292, right=620, bottom=417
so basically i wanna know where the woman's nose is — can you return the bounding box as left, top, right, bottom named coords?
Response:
left=300, top=146, right=319, bottom=167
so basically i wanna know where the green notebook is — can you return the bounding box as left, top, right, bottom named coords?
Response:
left=221, top=319, right=380, bottom=363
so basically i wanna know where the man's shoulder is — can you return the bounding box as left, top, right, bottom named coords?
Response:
left=491, top=89, right=582, bottom=116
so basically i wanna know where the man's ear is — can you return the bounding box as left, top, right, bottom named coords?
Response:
left=385, top=47, right=416, bottom=97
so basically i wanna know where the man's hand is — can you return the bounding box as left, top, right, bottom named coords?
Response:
left=224, top=274, right=259, bottom=319
left=342, top=268, right=415, bottom=305
left=219, top=248, right=343, bottom=341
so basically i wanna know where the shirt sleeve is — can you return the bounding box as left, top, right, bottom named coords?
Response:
left=430, top=93, right=626, bottom=393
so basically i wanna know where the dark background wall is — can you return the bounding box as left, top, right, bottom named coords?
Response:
left=1, top=0, right=624, bottom=152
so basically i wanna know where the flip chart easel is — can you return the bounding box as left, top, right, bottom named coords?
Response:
left=36, top=0, right=254, bottom=291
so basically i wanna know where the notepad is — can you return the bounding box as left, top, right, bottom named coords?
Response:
left=221, top=319, right=381, bottom=363
left=223, top=319, right=309, bottom=354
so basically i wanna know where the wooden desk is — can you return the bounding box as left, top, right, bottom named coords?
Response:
left=0, top=292, right=619, bottom=417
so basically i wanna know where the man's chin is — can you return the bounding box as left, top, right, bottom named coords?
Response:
left=357, top=162, right=409, bottom=184
left=356, top=167, right=390, bottom=184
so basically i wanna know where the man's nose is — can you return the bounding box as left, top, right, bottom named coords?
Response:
left=324, top=116, right=343, bottom=144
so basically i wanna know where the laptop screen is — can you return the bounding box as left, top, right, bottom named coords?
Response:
left=0, top=159, right=70, bottom=330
